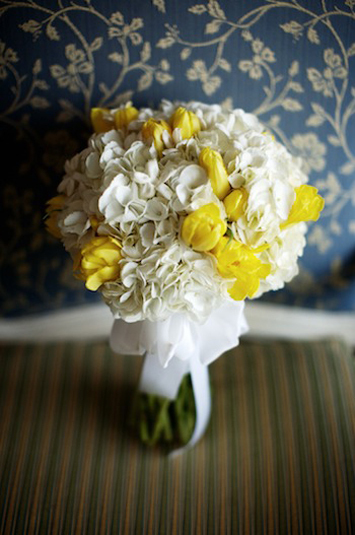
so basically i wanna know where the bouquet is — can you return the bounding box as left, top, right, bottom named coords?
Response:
left=46, top=100, right=324, bottom=449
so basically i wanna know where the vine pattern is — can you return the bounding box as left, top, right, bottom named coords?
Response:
left=0, top=0, right=354, bottom=314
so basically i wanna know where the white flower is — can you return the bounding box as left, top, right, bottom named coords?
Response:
left=256, top=223, right=307, bottom=295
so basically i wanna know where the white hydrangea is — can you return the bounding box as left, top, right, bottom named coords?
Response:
left=55, top=100, right=310, bottom=322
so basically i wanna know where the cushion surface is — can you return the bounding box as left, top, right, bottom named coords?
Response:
left=0, top=338, right=354, bottom=534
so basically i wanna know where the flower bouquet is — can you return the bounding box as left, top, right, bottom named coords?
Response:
left=46, top=100, right=324, bottom=449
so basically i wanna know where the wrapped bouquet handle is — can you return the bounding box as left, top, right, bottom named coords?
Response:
left=110, top=301, right=248, bottom=450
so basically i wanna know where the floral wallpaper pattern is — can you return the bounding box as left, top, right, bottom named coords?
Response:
left=0, top=0, right=354, bottom=316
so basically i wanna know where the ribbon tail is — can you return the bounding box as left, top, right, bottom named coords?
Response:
left=169, top=351, right=211, bottom=458
left=139, top=351, right=190, bottom=400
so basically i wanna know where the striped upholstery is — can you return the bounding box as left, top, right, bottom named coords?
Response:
left=0, top=338, right=354, bottom=534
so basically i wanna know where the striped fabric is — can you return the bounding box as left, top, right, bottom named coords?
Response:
left=0, top=338, right=354, bottom=534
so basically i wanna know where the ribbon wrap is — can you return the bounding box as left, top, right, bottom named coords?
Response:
left=110, top=300, right=248, bottom=450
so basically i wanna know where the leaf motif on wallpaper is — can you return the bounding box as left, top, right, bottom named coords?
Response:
left=206, top=0, right=226, bottom=20
left=188, top=4, right=207, bottom=15
left=216, top=58, right=230, bottom=72
left=205, top=19, right=223, bottom=35
left=89, top=37, right=103, bottom=52
left=156, top=35, right=175, bottom=48
left=307, top=27, right=320, bottom=45
left=107, top=90, right=134, bottom=108
left=327, top=135, right=342, bottom=147
left=306, top=114, right=326, bottom=127
left=288, top=81, right=303, bottom=93
left=279, top=21, right=303, bottom=40
left=46, top=24, right=60, bottom=41
left=30, top=96, right=50, bottom=109
left=180, top=48, right=192, bottom=60
left=32, top=58, right=42, bottom=75
left=288, top=60, right=299, bottom=77
left=138, top=71, right=153, bottom=91
left=281, top=98, right=302, bottom=111
left=19, top=19, right=42, bottom=40
left=155, top=71, right=174, bottom=84
left=56, top=99, right=80, bottom=123
left=34, top=79, right=49, bottom=90
left=108, top=52, right=123, bottom=64
left=0, top=40, right=18, bottom=80
left=109, top=12, right=124, bottom=26
left=152, top=0, right=166, bottom=13
left=141, top=42, right=151, bottom=62
left=340, top=161, right=355, bottom=175
left=267, top=115, right=280, bottom=128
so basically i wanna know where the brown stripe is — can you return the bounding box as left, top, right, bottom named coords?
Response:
left=320, top=345, right=350, bottom=533
left=51, top=343, right=86, bottom=535
left=4, top=345, right=45, bottom=535
left=73, top=343, right=106, bottom=534
left=26, top=344, right=65, bottom=534
left=0, top=345, right=25, bottom=455
left=297, top=345, right=328, bottom=534
left=274, top=343, right=300, bottom=534
left=255, top=348, right=276, bottom=533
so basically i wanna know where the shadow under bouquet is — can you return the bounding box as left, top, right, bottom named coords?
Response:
left=46, top=100, right=324, bottom=450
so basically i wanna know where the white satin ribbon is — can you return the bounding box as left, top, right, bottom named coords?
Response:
left=110, top=300, right=248, bottom=451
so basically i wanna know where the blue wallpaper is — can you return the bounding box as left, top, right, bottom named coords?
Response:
left=0, top=0, right=354, bottom=316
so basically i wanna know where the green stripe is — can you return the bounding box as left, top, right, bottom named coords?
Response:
left=0, top=338, right=353, bottom=534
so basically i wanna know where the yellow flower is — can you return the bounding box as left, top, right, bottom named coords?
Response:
left=90, top=108, right=114, bottom=133
left=141, top=118, right=171, bottom=156
left=89, top=216, right=100, bottom=231
left=45, top=195, right=66, bottom=239
left=79, top=236, right=122, bottom=291
left=223, top=188, right=248, bottom=221
left=181, top=203, right=227, bottom=252
left=199, top=147, right=230, bottom=200
left=114, top=106, right=139, bottom=129
left=281, top=185, right=325, bottom=229
left=170, top=107, right=201, bottom=139
left=211, top=237, right=271, bottom=300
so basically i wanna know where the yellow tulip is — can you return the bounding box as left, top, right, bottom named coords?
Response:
left=281, top=185, right=325, bottom=229
left=181, top=203, right=227, bottom=252
left=211, top=237, right=271, bottom=300
left=79, top=236, right=122, bottom=291
left=141, top=118, right=171, bottom=156
left=89, top=216, right=100, bottom=231
left=45, top=195, right=66, bottom=239
left=90, top=108, right=114, bottom=133
left=114, top=106, right=139, bottom=129
left=223, top=188, right=248, bottom=221
left=199, top=147, right=230, bottom=200
left=170, top=107, right=201, bottom=139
